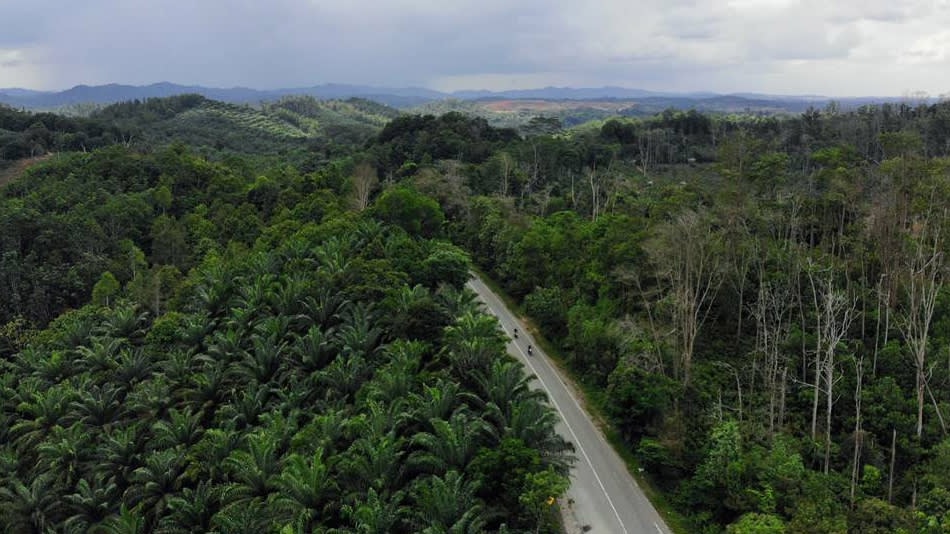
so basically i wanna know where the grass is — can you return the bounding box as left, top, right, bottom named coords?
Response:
left=472, top=267, right=692, bottom=533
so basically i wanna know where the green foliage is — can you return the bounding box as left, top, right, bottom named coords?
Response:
left=726, top=513, right=786, bottom=534
left=372, top=187, right=445, bottom=238
left=91, top=271, right=120, bottom=306
left=0, top=142, right=570, bottom=533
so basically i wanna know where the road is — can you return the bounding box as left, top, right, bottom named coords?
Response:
left=468, top=276, right=672, bottom=534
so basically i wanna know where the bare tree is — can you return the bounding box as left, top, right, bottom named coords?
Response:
left=897, top=211, right=946, bottom=438
left=750, top=277, right=794, bottom=438
left=648, top=209, right=725, bottom=387
left=850, top=353, right=865, bottom=508
left=498, top=152, right=514, bottom=198
left=806, top=261, right=858, bottom=473
left=351, top=162, right=378, bottom=212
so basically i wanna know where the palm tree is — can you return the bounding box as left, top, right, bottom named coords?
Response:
left=290, top=409, right=347, bottom=456
left=187, top=428, right=241, bottom=483
left=93, top=503, right=145, bottom=534
left=220, top=431, right=280, bottom=506
left=210, top=498, right=272, bottom=534
left=155, top=480, right=217, bottom=534
left=410, top=408, right=492, bottom=474
left=217, top=382, right=271, bottom=430
left=364, top=343, right=422, bottom=405
left=474, top=359, right=546, bottom=421
left=36, top=424, right=90, bottom=487
left=332, top=302, right=382, bottom=359
left=339, top=433, right=406, bottom=495
left=291, top=325, right=335, bottom=375
left=193, top=260, right=235, bottom=318
left=151, top=407, right=203, bottom=449
left=69, top=383, right=128, bottom=428
left=30, top=349, right=78, bottom=384
left=239, top=330, right=289, bottom=385
left=94, top=425, right=144, bottom=490
left=443, top=337, right=501, bottom=381
left=270, top=272, right=313, bottom=320
left=181, top=361, right=230, bottom=415
left=206, top=328, right=245, bottom=366
left=10, top=383, right=75, bottom=456
left=316, top=353, right=370, bottom=401
left=123, top=448, right=184, bottom=523
left=314, top=236, right=352, bottom=280
left=124, top=374, right=172, bottom=421
left=176, top=311, right=214, bottom=350
left=410, top=471, right=485, bottom=534
left=442, top=312, right=504, bottom=349
left=158, top=349, right=196, bottom=390
left=506, top=399, right=573, bottom=473
left=64, top=475, right=119, bottom=529
left=406, top=379, right=463, bottom=431
left=74, top=336, right=126, bottom=375
left=58, top=312, right=98, bottom=350
left=97, top=303, right=147, bottom=340
left=301, top=287, right=347, bottom=330
left=114, top=347, right=153, bottom=386
left=341, top=487, right=407, bottom=534
left=0, top=473, right=63, bottom=533
left=435, top=284, right=479, bottom=318
left=270, top=448, right=336, bottom=529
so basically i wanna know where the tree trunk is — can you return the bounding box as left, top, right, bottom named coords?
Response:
left=888, top=427, right=897, bottom=504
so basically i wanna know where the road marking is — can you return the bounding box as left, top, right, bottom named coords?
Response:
left=468, top=280, right=630, bottom=534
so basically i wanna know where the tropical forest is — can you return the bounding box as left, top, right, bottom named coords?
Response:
left=3, top=93, right=950, bottom=534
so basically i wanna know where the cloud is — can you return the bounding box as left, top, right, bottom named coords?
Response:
left=0, top=0, right=948, bottom=96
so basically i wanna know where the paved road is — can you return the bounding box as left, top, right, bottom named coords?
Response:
left=468, top=276, right=672, bottom=534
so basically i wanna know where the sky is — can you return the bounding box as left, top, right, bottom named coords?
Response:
left=1, top=0, right=948, bottom=96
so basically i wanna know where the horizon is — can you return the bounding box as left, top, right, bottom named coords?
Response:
left=0, top=80, right=927, bottom=101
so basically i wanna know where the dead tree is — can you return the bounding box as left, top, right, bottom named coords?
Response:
left=751, top=278, right=794, bottom=438
left=351, top=162, right=378, bottom=212
left=807, top=261, right=858, bottom=473
left=648, top=209, right=725, bottom=387
left=897, top=212, right=945, bottom=438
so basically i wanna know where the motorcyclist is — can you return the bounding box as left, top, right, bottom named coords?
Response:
left=513, top=327, right=518, bottom=338
left=527, top=345, right=533, bottom=356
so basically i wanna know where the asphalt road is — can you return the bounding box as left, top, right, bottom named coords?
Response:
left=468, top=276, right=672, bottom=534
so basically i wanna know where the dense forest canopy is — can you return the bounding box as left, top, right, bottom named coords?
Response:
left=0, top=141, right=573, bottom=532
left=360, top=100, right=950, bottom=533
left=4, top=94, right=950, bottom=532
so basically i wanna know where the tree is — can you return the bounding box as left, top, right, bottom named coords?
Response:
left=806, top=262, right=858, bottom=473
left=91, top=272, right=120, bottom=307
left=647, top=209, right=725, bottom=387
left=897, top=212, right=946, bottom=438
left=372, top=187, right=445, bottom=238
left=270, top=449, right=334, bottom=529
left=351, top=162, right=379, bottom=212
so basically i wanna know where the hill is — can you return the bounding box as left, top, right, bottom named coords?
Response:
left=0, top=82, right=922, bottom=115
left=0, top=95, right=400, bottom=163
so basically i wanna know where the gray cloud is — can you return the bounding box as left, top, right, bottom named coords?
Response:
left=0, top=0, right=948, bottom=96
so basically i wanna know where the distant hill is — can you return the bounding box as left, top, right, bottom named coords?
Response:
left=0, top=82, right=923, bottom=115
left=0, top=94, right=400, bottom=161
left=0, top=82, right=441, bottom=110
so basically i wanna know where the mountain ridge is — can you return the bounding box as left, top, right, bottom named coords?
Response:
left=0, top=81, right=924, bottom=112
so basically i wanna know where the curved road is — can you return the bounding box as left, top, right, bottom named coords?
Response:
left=468, top=276, right=672, bottom=534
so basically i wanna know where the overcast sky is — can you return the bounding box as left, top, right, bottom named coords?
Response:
left=1, top=0, right=948, bottom=96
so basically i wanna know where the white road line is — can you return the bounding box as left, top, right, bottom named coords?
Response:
left=468, top=280, right=629, bottom=534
